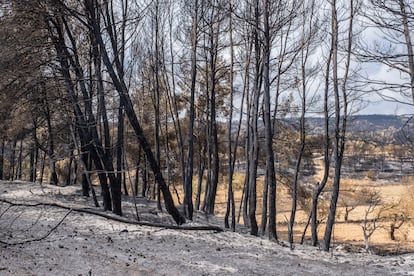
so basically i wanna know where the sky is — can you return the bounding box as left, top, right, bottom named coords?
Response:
left=358, top=61, right=414, bottom=116
left=354, top=3, right=414, bottom=116
left=360, top=97, right=414, bottom=115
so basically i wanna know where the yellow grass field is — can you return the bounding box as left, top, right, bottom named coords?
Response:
left=209, top=174, right=414, bottom=254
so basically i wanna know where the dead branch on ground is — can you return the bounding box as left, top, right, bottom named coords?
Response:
left=0, top=208, right=72, bottom=246
left=0, top=198, right=223, bottom=232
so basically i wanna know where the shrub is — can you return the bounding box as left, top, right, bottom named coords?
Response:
left=365, top=170, right=377, bottom=180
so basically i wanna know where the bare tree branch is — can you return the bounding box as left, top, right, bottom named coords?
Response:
left=0, top=207, right=72, bottom=246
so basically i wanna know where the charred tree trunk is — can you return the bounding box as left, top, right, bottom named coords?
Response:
left=165, top=3, right=186, bottom=202
left=80, top=143, right=91, bottom=197
left=46, top=16, right=113, bottom=210
left=89, top=12, right=120, bottom=214
left=84, top=0, right=185, bottom=224
left=142, top=156, right=148, bottom=198
left=117, top=104, right=126, bottom=195
left=323, top=0, right=353, bottom=251
left=16, top=139, right=23, bottom=180
left=29, top=142, right=36, bottom=182
left=248, top=0, right=262, bottom=236
left=70, top=124, right=99, bottom=206
left=261, top=173, right=269, bottom=236
left=0, top=140, right=4, bottom=180
left=39, top=150, right=46, bottom=184
left=183, top=0, right=199, bottom=220
left=195, top=142, right=206, bottom=211
left=262, top=0, right=277, bottom=240
left=204, top=18, right=220, bottom=215
left=10, top=138, right=17, bottom=181
left=242, top=140, right=250, bottom=226
left=134, top=147, right=142, bottom=197
left=311, top=34, right=333, bottom=247
left=225, top=3, right=238, bottom=231
left=41, top=82, right=58, bottom=186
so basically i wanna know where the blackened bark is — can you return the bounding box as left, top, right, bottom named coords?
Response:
left=183, top=0, right=199, bottom=220
left=204, top=26, right=220, bottom=215
left=311, top=33, right=333, bottom=247
left=66, top=146, right=74, bottom=185
left=323, top=1, right=340, bottom=251
left=39, top=150, right=46, bottom=184
left=134, top=146, right=142, bottom=196
left=29, top=142, right=36, bottom=182
left=85, top=0, right=185, bottom=224
left=195, top=143, right=206, bottom=211
left=0, top=140, right=4, bottom=180
left=117, top=104, right=125, bottom=195
left=142, top=157, right=148, bottom=197
left=43, top=91, right=58, bottom=185
left=80, top=144, right=91, bottom=197
left=17, top=139, right=23, bottom=180
left=263, top=0, right=277, bottom=240
left=70, top=124, right=99, bottom=206
left=399, top=0, right=414, bottom=105
left=10, top=138, right=17, bottom=181
left=323, top=0, right=352, bottom=251
left=260, top=173, right=269, bottom=236
left=248, top=0, right=262, bottom=236
left=119, top=93, right=185, bottom=223
left=225, top=3, right=237, bottom=231
left=46, top=17, right=112, bottom=210
left=153, top=0, right=162, bottom=211
left=62, top=15, right=121, bottom=215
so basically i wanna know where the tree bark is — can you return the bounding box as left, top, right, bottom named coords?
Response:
left=323, top=0, right=340, bottom=252
left=16, top=139, right=23, bottom=180
left=204, top=10, right=220, bottom=215
left=248, top=0, right=262, bottom=236
left=46, top=16, right=113, bottom=210
left=0, top=140, right=4, bottom=180
left=183, top=0, right=199, bottom=220
left=43, top=89, right=58, bottom=186
left=323, top=0, right=353, bottom=251
left=29, top=141, right=36, bottom=183
left=263, top=0, right=277, bottom=240
left=117, top=104, right=126, bottom=195
left=399, top=0, right=414, bottom=105
left=195, top=143, right=206, bottom=211
left=80, top=143, right=91, bottom=197
left=84, top=0, right=185, bottom=224
left=10, top=137, right=17, bottom=181
left=225, top=2, right=237, bottom=231
left=311, top=30, right=333, bottom=247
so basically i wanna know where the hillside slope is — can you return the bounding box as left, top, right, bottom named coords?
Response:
left=0, top=181, right=413, bottom=275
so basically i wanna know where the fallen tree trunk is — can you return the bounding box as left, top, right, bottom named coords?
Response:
left=0, top=198, right=223, bottom=232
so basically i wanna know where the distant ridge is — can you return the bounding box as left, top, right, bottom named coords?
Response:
left=229, top=114, right=413, bottom=137
left=306, top=114, right=411, bottom=133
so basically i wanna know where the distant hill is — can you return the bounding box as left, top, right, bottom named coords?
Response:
left=347, top=114, right=407, bottom=132
left=306, top=114, right=412, bottom=134
left=231, top=115, right=413, bottom=143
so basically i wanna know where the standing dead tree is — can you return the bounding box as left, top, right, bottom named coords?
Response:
left=183, top=0, right=199, bottom=221
left=288, top=0, right=319, bottom=247
left=360, top=188, right=383, bottom=252
left=323, top=0, right=357, bottom=252
left=83, top=0, right=185, bottom=224
left=388, top=213, right=408, bottom=241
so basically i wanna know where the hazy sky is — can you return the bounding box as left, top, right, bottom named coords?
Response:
left=359, top=61, right=414, bottom=115
left=360, top=97, right=414, bottom=115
